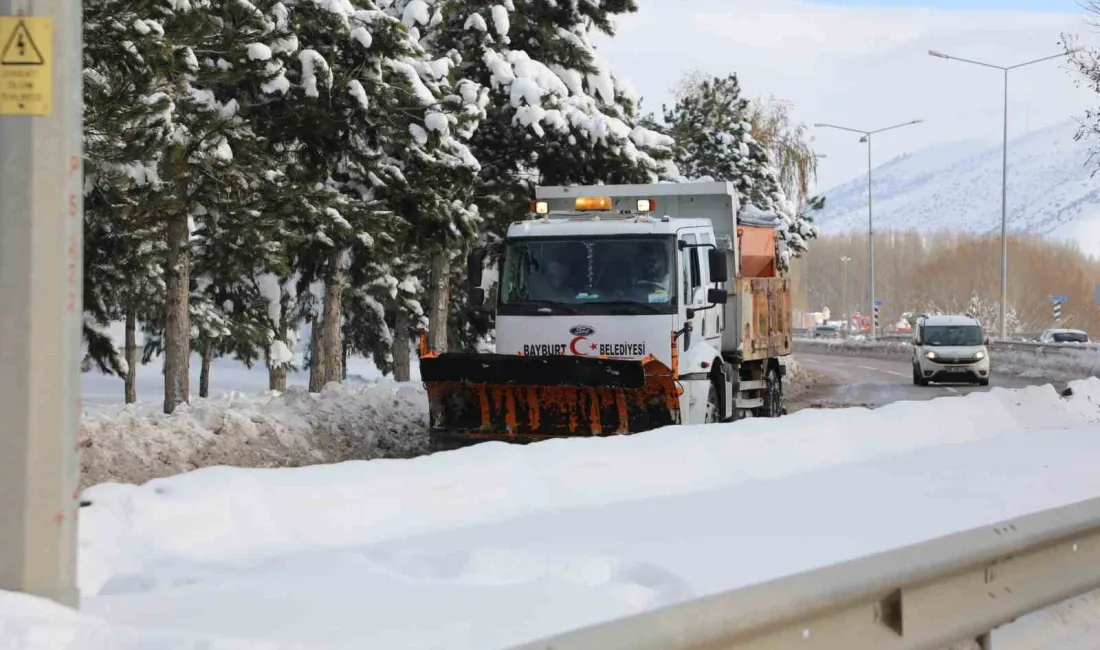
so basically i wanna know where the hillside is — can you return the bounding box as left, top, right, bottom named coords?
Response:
left=814, top=120, right=1100, bottom=255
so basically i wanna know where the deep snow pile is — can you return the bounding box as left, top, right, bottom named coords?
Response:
left=1, top=379, right=1097, bottom=650
left=80, top=381, right=428, bottom=489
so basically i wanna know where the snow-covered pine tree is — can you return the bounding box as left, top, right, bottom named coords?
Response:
left=242, top=0, right=485, bottom=386
left=83, top=0, right=185, bottom=402
left=113, top=0, right=300, bottom=413
left=664, top=73, right=818, bottom=270
left=383, top=0, right=675, bottom=352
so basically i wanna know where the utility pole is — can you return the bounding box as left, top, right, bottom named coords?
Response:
left=0, top=0, right=82, bottom=607
left=929, top=48, right=1079, bottom=340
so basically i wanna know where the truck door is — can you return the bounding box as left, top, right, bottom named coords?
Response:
left=678, top=231, right=705, bottom=341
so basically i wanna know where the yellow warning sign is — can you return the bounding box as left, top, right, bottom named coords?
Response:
left=0, top=17, right=52, bottom=116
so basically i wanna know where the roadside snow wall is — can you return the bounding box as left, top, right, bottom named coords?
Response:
left=80, top=382, right=428, bottom=489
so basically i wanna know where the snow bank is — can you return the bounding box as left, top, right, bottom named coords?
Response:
left=80, top=381, right=428, bottom=489
left=80, top=378, right=1100, bottom=598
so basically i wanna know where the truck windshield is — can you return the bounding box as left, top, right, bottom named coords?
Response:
left=922, top=325, right=983, bottom=347
left=499, top=236, right=677, bottom=314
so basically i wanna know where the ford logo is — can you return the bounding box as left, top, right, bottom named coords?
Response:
left=570, top=325, right=596, bottom=336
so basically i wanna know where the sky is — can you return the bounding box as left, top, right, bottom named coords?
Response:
left=592, top=0, right=1100, bottom=193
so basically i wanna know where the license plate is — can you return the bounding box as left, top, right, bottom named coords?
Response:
left=946, top=367, right=966, bottom=373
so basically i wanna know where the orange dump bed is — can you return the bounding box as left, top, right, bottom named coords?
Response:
left=738, top=224, right=778, bottom=278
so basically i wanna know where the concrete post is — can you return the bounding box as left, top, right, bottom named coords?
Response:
left=0, top=0, right=82, bottom=607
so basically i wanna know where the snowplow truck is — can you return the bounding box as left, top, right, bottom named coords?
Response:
left=420, top=182, right=793, bottom=451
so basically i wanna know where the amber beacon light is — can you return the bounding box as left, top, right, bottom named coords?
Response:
left=574, top=196, right=613, bottom=211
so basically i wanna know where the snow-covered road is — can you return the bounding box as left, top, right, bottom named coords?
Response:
left=18, top=377, right=1094, bottom=650
left=797, top=351, right=1064, bottom=409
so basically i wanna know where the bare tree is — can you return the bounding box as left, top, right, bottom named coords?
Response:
left=744, top=96, right=819, bottom=204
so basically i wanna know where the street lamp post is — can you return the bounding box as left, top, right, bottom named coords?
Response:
left=840, top=256, right=852, bottom=337
left=813, top=119, right=923, bottom=339
left=928, top=48, right=1080, bottom=340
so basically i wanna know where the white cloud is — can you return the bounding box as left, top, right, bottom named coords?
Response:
left=593, top=0, right=1100, bottom=192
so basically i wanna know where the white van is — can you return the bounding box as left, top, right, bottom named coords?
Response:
left=912, top=314, right=990, bottom=386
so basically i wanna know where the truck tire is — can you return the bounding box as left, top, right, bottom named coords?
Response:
left=705, top=382, right=720, bottom=423
left=760, top=367, right=783, bottom=418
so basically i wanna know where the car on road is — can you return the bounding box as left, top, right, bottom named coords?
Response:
left=911, top=314, right=990, bottom=386
left=1038, top=328, right=1090, bottom=344
left=812, top=324, right=841, bottom=339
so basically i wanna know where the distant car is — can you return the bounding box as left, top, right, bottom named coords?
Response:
left=1038, top=328, right=1089, bottom=344
left=812, top=324, right=841, bottom=339
left=912, top=314, right=990, bottom=387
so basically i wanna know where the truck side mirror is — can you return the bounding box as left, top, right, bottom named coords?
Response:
left=681, top=322, right=693, bottom=351
left=466, top=249, right=484, bottom=290
left=707, top=288, right=728, bottom=304
left=708, top=248, right=728, bottom=283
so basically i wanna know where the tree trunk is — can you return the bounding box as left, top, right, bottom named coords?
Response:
left=393, top=306, right=411, bottom=382
left=308, top=316, right=325, bottom=392
left=124, top=305, right=138, bottom=404
left=268, top=322, right=288, bottom=392
left=269, top=364, right=287, bottom=392
left=163, top=214, right=191, bottom=414
left=427, top=249, right=450, bottom=353
left=199, top=338, right=213, bottom=398
left=321, top=249, right=344, bottom=385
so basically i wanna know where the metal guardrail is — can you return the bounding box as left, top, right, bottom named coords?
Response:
left=513, top=496, right=1100, bottom=650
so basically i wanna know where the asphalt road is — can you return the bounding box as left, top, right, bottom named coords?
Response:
left=795, top=352, right=1064, bottom=410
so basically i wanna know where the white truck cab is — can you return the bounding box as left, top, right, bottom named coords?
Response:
left=911, top=314, right=990, bottom=386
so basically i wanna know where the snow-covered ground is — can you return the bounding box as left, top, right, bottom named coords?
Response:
left=3, top=378, right=1094, bottom=649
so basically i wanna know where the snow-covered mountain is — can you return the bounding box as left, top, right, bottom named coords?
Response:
left=815, top=120, right=1100, bottom=256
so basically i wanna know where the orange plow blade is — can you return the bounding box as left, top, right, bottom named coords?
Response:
left=420, top=353, right=680, bottom=451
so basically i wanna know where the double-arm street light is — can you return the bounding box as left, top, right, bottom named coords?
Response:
left=928, top=48, right=1080, bottom=339
left=813, top=119, right=923, bottom=339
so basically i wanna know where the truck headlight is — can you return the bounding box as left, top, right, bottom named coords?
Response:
left=925, top=351, right=937, bottom=360
left=974, top=351, right=985, bottom=360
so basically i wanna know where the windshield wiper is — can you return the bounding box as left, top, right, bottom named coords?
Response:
left=595, top=300, right=664, bottom=314
left=515, top=299, right=579, bottom=314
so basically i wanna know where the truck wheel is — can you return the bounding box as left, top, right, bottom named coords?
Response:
left=761, top=368, right=783, bottom=418
left=705, top=382, right=720, bottom=423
